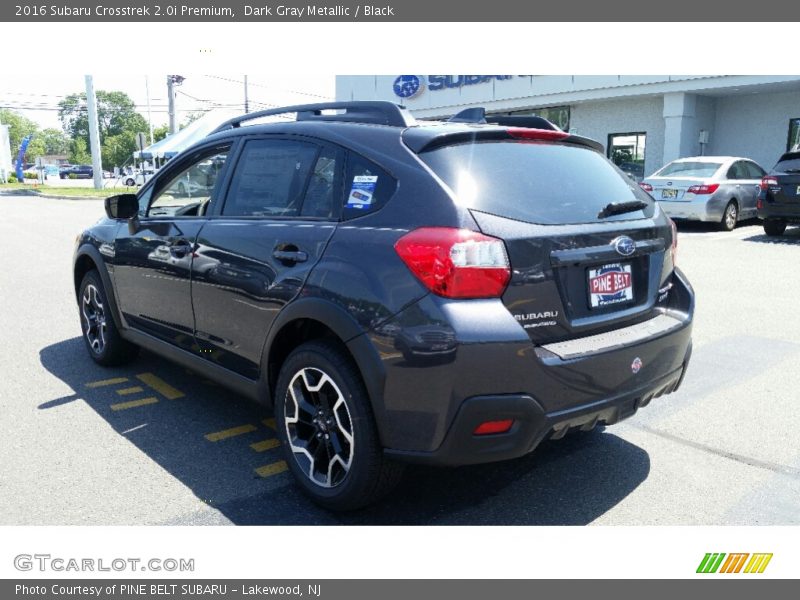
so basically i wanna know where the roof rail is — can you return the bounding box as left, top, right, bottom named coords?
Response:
left=448, top=107, right=560, bottom=131
left=211, top=101, right=416, bottom=134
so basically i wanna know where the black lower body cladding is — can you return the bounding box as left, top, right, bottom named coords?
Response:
left=364, top=269, right=694, bottom=463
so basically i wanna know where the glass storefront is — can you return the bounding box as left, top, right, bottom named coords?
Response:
left=608, top=132, right=646, bottom=181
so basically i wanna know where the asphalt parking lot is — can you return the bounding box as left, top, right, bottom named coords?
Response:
left=1, top=194, right=799, bottom=525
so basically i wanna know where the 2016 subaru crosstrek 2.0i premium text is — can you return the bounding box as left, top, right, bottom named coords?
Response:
left=73, top=102, right=694, bottom=509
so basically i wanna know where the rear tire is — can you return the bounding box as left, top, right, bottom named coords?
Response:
left=274, top=339, right=404, bottom=510
left=763, top=219, right=787, bottom=237
left=78, top=270, right=139, bottom=366
left=719, top=201, right=738, bottom=231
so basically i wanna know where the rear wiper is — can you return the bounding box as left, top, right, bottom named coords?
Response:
left=597, top=200, right=649, bottom=219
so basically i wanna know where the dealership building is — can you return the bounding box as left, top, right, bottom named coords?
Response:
left=335, top=75, right=800, bottom=180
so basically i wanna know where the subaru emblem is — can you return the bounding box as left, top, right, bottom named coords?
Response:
left=631, top=357, right=642, bottom=374
left=613, top=236, right=636, bottom=257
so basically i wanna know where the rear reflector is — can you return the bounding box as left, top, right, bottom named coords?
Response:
left=394, top=227, right=511, bottom=299
left=473, top=419, right=514, bottom=435
left=687, top=183, right=720, bottom=195
left=669, top=218, right=678, bottom=266
left=506, top=127, right=569, bottom=142
left=639, top=182, right=653, bottom=192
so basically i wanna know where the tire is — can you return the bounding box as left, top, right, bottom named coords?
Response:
left=763, top=219, right=787, bottom=237
left=274, top=339, right=404, bottom=510
left=78, top=270, right=139, bottom=366
left=125, top=178, right=135, bottom=187
left=719, top=201, right=738, bottom=231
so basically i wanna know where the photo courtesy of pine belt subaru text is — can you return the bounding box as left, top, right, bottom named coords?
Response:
left=73, top=101, right=694, bottom=510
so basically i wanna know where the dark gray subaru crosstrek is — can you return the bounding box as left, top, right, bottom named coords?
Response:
left=73, top=102, right=694, bottom=509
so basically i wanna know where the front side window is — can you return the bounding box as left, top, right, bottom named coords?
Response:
left=148, top=147, right=230, bottom=217
left=223, top=139, right=318, bottom=217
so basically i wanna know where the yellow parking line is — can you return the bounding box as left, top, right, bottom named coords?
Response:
left=250, top=438, right=280, bottom=452
left=110, top=396, right=158, bottom=411
left=255, top=461, right=288, bottom=478
left=136, top=373, right=185, bottom=399
left=116, top=386, right=144, bottom=396
left=262, top=418, right=276, bottom=430
left=86, top=377, right=128, bottom=388
left=204, top=424, right=257, bottom=442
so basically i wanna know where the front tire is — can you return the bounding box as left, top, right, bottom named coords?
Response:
left=720, top=201, right=738, bottom=231
left=274, top=340, right=404, bottom=510
left=763, top=219, right=787, bottom=236
left=78, top=270, right=139, bottom=366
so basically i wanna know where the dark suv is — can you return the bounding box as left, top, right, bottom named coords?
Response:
left=73, top=102, right=694, bottom=509
left=758, top=150, right=800, bottom=236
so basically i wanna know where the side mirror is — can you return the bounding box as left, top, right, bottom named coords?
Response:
left=104, top=194, right=139, bottom=220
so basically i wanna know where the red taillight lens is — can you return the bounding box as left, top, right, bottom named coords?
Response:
left=473, top=419, right=514, bottom=436
left=670, top=218, right=678, bottom=267
left=394, top=227, right=511, bottom=299
left=687, top=183, right=720, bottom=195
left=639, top=182, right=653, bottom=192
left=506, top=127, right=569, bottom=142
left=760, top=176, right=779, bottom=191
left=757, top=197, right=763, bottom=210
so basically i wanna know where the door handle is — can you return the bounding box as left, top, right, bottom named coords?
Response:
left=169, top=239, right=193, bottom=258
left=273, top=249, right=308, bottom=263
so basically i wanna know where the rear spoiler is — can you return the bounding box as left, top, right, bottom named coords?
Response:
left=405, top=107, right=604, bottom=154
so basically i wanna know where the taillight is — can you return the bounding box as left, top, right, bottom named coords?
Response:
left=394, top=227, right=511, bottom=299
left=506, top=127, right=569, bottom=142
left=669, top=218, right=678, bottom=267
left=687, top=183, right=720, bottom=195
left=639, top=182, right=653, bottom=192
left=760, top=176, right=779, bottom=191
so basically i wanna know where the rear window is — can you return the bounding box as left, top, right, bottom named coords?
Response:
left=655, top=161, right=722, bottom=178
left=420, top=141, right=654, bottom=225
left=775, top=152, right=800, bottom=173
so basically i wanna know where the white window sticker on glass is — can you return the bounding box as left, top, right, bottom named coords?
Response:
left=346, top=175, right=378, bottom=209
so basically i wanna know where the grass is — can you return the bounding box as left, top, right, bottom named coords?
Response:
left=0, top=183, right=136, bottom=197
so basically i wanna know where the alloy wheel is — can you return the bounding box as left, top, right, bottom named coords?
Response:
left=284, top=367, right=354, bottom=488
left=81, top=284, right=107, bottom=354
left=725, top=204, right=737, bottom=230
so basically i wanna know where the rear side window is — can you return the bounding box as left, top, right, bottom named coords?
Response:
left=743, top=161, right=766, bottom=179
left=341, top=153, right=397, bottom=220
left=223, top=139, right=318, bottom=217
left=775, top=152, right=800, bottom=173
left=420, top=141, right=655, bottom=225
left=656, top=161, right=722, bottom=178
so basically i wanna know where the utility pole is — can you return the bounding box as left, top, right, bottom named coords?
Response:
left=244, top=74, right=249, bottom=113
left=167, top=75, right=185, bottom=134
left=85, top=75, right=103, bottom=191
left=145, top=76, right=154, bottom=144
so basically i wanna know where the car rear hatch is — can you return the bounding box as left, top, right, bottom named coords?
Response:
left=769, top=153, right=800, bottom=211
left=413, top=129, right=675, bottom=344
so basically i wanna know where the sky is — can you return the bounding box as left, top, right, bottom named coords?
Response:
left=1, top=74, right=336, bottom=131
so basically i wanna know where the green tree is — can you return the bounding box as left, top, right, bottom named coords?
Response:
left=153, top=124, right=170, bottom=143
left=39, top=128, right=70, bottom=155
left=58, top=90, right=149, bottom=143
left=0, top=109, right=39, bottom=159
left=68, top=137, right=91, bottom=165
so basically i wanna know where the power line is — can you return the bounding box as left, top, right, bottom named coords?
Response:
left=202, top=75, right=334, bottom=100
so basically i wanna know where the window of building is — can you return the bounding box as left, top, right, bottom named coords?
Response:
left=506, top=106, right=571, bottom=131
left=608, top=132, right=647, bottom=182
left=788, top=118, right=800, bottom=151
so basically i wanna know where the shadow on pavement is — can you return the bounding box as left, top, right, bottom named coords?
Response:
left=40, top=337, right=650, bottom=525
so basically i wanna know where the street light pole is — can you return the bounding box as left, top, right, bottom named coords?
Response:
left=167, top=74, right=185, bottom=134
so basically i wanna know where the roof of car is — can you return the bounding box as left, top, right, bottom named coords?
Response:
left=669, top=156, right=748, bottom=163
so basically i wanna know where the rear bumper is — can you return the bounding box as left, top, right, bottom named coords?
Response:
left=658, top=198, right=723, bottom=223
left=386, top=362, right=687, bottom=466
left=371, top=269, right=694, bottom=462
left=758, top=204, right=800, bottom=222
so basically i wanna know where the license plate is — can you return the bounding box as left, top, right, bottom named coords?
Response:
left=588, top=263, right=634, bottom=308
left=661, top=188, right=678, bottom=199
